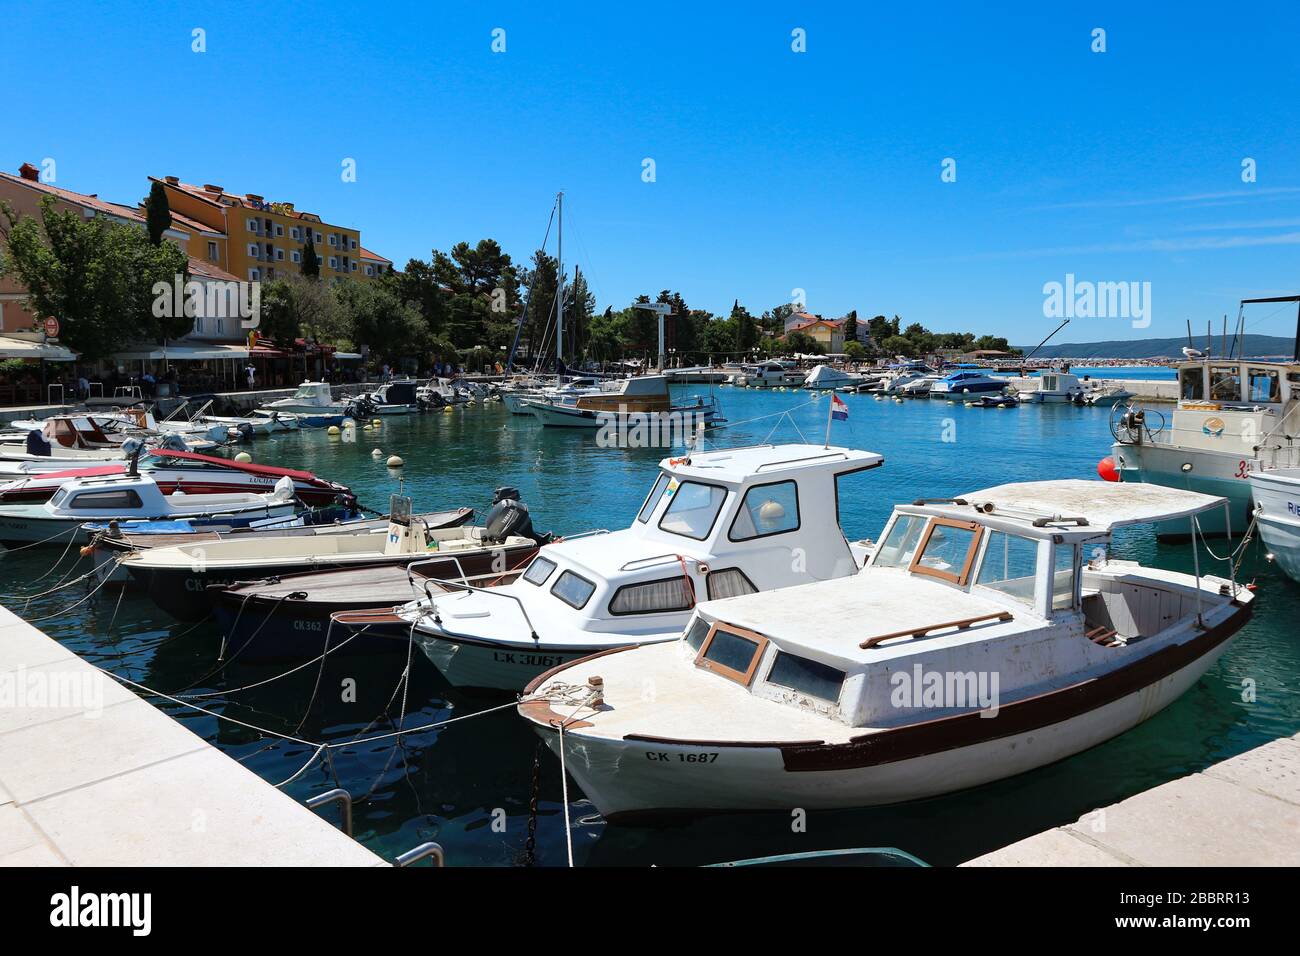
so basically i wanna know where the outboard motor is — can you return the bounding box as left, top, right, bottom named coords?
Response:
left=235, top=422, right=255, bottom=442
left=482, top=487, right=551, bottom=545
left=25, top=429, right=52, bottom=457
left=159, top=433, right=190, bottom=452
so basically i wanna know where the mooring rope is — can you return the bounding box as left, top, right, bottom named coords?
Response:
left=24, top=560, right=121, bottom=624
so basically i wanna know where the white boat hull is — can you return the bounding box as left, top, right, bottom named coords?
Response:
left=1250, top=471, right=1300, bottom=581
left=1111, top=440, right=1252, bottom=538
left=535, top=624, right=1241, bottom=821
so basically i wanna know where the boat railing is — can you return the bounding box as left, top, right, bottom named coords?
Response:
left=620, top=552, right=692, bottom=572
left=420, top=577, right=542, bottom=642
left=860, top=611, right=1014, bottom=649
left=556, top=529, right=610, bottom=541
left=406, top=554, right=471, bottom=588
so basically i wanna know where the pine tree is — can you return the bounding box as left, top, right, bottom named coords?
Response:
left=144, top=182, right=171, bottom=246
left=301, top=236, right=321, bottom=277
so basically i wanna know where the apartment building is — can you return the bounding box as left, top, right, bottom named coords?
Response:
left=150, top=177, right=389, bottom=285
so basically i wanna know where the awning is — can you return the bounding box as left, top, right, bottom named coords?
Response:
left=113, top=344, right=251, bottom=361
left=959, top=479, right=1228, bottom=532
left=333, top=352, right=363, bottom=360
left=0, top=336, right=77, bottom=362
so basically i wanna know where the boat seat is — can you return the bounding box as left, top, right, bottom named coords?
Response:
left=1086, top=624, right=1121, bottom=647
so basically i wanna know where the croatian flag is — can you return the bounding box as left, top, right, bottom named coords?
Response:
left=831, top=394, right=849, bottom=420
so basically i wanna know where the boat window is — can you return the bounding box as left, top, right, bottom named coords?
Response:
left=729, top=480, right=800, bottom=540
left=909, top=518, right=983, bottom=586
left=1179, top=366, right=1205, bottom=401
left=658, top=481, right=727, bottom=540
left=1209, top=366, right=1242, bottom=403
left=550, top=570, right=596, bottom=609
left=1052, top=543, right=1078, bottom=611
left=767, top=651, right=845, bottom=704
left=685, top=616, right=712, bottom=651
left=975, top=531, right=1038, bottom=606
left=67, top=489, right=144, bottom=510
left=1247, top=367, right=1281, bottom=403
left=522, top=556, right=557, bottom=586
left=696, top=624, right=768, bottom=686
left=608, top=576, right=695, bottom=615
left=706, top=567, right=759, bottom=600
left=636, top=473, right=670, bottom=523
left=873, top=514, right=928, bottom=568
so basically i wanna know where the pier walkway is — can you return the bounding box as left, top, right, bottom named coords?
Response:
left=963, top=732, right=1300, bottom=866
left=0, top=606, right=384, bottom=866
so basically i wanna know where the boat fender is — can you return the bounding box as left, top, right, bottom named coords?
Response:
left=1097, top=456, right=1120, bottom=482
left=387, top=455, right=404, bottom=468
left=371, top=448, right=384, bottom=458
left=234, top=452, right=253, bottom=463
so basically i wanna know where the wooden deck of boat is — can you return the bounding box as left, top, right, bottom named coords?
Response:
left=962, top=732, right=1300, bottom=866
left=238, top=564, right=420, bottom=601
left=0, top=605, right=385, bottom=866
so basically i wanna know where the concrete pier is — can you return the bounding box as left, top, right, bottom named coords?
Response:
left=0, top=606, right=384, bottom=866
left=963, top=732, right=1300, bottom=866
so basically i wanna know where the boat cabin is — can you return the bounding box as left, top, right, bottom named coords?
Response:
left=44, top=471, right=295, bottom=519
left=444, top=444, right=884, bottom=643
left=285, top=382, right=334, bottom=407
left=666, top=479, right=1238, bottom=730
left=1166, top=358, right=1300, bottom=459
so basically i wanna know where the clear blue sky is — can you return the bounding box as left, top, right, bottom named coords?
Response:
left=5, top=1, right=1300, bottom=344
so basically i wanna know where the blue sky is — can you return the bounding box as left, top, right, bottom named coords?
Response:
left=5, top=1, right=1300, bottom=343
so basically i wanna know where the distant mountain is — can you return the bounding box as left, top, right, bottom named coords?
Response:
left=1013, top=334, right=1296, bottom=360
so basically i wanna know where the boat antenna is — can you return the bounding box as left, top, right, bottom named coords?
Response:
left=1186, top=318, right=1194, bottom=354
left=1222, top=314, right=1228, bottom=359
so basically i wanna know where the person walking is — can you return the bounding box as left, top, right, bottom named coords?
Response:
left=245, top=364, right=256, bottom=390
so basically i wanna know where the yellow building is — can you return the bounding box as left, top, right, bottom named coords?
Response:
left=149, top=176, right=389, bottom=284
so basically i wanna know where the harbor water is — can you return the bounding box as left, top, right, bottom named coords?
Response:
left=2, top=384, right=1296, bottom=866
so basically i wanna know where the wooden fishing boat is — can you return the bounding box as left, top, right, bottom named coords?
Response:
left=519, top=480, right=1253, bottom=822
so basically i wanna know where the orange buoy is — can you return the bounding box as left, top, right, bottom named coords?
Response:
left=1097, top=455, right=1119, bottom=482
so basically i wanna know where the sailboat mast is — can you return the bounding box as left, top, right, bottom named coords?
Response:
left=556, top=191, right=564, bottom=372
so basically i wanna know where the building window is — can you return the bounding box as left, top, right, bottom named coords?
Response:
left=315, top=232, right=322, bottom=243
left=291, top=250, right=301, bottom=263
left=328, top=256, right=338, bottom=269
left=207, top=240, right=218, bottom=262
left=274, top=224, right=283, bottom=236
left=365, top=265, right=374, bottom=276
left=291, top=226, right=301, bottom=240
left=247, top=243, right=259, bottom=257
left=349, top=238, right=357, bottom=249
left=328, top=235, right=337, bottom=246
left=249, top=268, right=260, bottom=281
left=276, top=249, right=284, bottom=261
left=247, top=218, right=259, bottom=232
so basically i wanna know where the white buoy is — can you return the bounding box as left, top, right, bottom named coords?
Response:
left=372, top=418, right=382, bottom=426
left=327, top=425, right=340, bottom=436
left=234, top=452, right=252, bottom=462
left=387, top=455, right=404, bottom=468
left=371, top=448, right=384, bottom=458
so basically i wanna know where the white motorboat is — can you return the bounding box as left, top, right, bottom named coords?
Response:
left=733, top=362, right=804, bottom=388
left=1019, top=368, right=1086, bottom=403
left=896, top=373, right=943, bottom=397
left=523, top=375, right=721, bottom=430
left=259, top=381, right=354, bottom=427
left=803, top=365, right=866, bottom=390
left=1250, top=467, right=1300, bottom=582
left=519, top=480, right=1252, bottom=822
left=372, top=443, right=884, bottom=692
left=1078, top=382, right=1134, bottom=406
left=501, top=377, right=604, bottom=415
left=0, top=469, right=300, bottom=548
left=202, top=409, right=300, bottom=437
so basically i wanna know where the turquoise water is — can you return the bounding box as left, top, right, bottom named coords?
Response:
left=2, top=385, right=1295, bottom=866
left=999, top=366, right=1176, bottom=381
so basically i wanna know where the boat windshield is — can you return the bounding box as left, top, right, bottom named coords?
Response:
left=637, top=473, right=671, bottom=523
left=658, top=481, right=726, bottom=540
left=292, top=385, right=319, bottom=400
left=873, top=514, right=927, bottom=568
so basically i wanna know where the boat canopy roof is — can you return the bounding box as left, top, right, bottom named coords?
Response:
left=909, top=479, right=1227, bottom=535
left=660, top=443, right=882, bottom=486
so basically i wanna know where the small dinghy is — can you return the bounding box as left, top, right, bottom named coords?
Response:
left=518, top=480, right=1253, bottom=822
left=118, top=492, right=542, bottom=621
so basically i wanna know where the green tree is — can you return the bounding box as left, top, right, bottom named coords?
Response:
left=700, top=317, right=738, bottom=357
left=731, top=300, right=758, bottom=352
left=0, top=195, right=187, bottom=360
left=843, top=309, right=858, bottom=346
left=301, top=236, right=321, bottom=277
left=844, top=340, right=866, bottom=361
left=143, top=182, right=171, bottom=246
left=333, top=279, right=430, bottom=364
left=257, top=278, right=302, bottom=344
left=781, top=330, right=823, bottom=355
